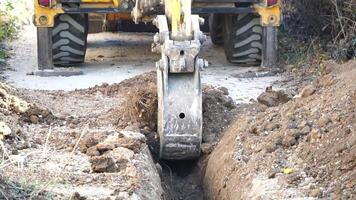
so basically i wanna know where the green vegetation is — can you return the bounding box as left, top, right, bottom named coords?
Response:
left=0, top=0, right=18, bottom=65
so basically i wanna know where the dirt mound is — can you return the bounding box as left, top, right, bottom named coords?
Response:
left=102, top=72, right=238, bottom=157
left=202, top=86, right=236, bottom=143
left=204, top=60, right=356, bottom=199
left=75, top=72, right=157, bottom=97
left=0, top=82, right=55, bottom=156
left=74, top=72, right=237, bottom=158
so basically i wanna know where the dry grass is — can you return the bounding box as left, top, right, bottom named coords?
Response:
left=117, top=82, right=158, bottom=129
left=282, top=0, right=355, bottom=61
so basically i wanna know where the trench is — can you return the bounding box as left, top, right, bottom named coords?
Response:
left=160, top=160, right=206, bottom=200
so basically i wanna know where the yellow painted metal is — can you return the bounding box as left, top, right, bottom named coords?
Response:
left=254, top=0, right=282, bottom=26
left=167, top=0, right=182, bottom=34
left=34, top=1, right=64, bottom=27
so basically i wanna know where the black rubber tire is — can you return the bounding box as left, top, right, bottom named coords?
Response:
left=52, top=14, right=88, bottom=67
left=209, top=14, right=224, bottom=45
left=223, top=13, right=263, bottom=66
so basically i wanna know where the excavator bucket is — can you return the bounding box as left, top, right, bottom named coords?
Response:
left=153, top=9, right=207, bottom=159
left=157, top=65, right=202, bottom=160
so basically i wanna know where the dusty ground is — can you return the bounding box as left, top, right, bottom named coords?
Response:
left=204, top=60, right=356, bottom=200
left=1, top=12, right=355, bottom=200
left=3, top=25, right=280, bottom=103
left=0, top=69, right=239, bottom=199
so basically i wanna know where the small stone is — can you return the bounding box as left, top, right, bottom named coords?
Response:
left=249, top=125, right=258, bottom=134
left=202, top=143, right=215, bottom=154
left=267, top=169, right=278, bottom=179
left=30, top=115, right=39, bottom=124
left=0, top=122, right=11, bottom=138
left=218, top=87, right=229, bottom=95
left=300, top=126, right=311, bottom=135
left=288, top=129, right=300, bottom=139
left=287, top=121, right=298, bottom=129
left=257, top=88, right=291, bottom=107
left=116, top=192, right=130, bottom=200
left=309, top=188, right=322, bottom=198
left=71, top=118, right=80, bottom=125
left=282, top=135, right=297, bottom=147
left=318, top=115, right=331, bottom=127
left=11, top=97, right=29, bottom=113
left=300, top=85, right=316, bottom=98
left=96, top=143, right=115, bottom=153
left=310, top=129, right=321, bottom=143
left=125, top=165, right=138, bottom=178
left=90, top=156, right=116, bottom=173
left=140, top=126, right=151, bottom=135
left=265, top=123, right=280, bottom=131
left=109, top=147, right=134, bottom=161
left=265, top=143, right=277, bottom=153
left=86, top=146, right=100, bottom=156
left=41, top=109, right=51, bottom=117
left=70, top=192, right=86, bottom=200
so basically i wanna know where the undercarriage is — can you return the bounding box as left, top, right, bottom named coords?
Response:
left=33, top=0, right=281, bottom=160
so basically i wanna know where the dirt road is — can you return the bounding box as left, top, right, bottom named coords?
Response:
left=4, top=25, right=280, bottom=103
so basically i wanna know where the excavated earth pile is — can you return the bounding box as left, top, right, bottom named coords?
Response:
left=2, top=60, right=354, bottom=199
left=0, top=72, right=237, bottom=199
left=204, top=60, right=356, bottom=199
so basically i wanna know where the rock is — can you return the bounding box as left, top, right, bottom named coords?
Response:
left=300, top=126, right=311, bottom=135
left=116, top=192, right=130, bottom=200
left=96, top=143, right=115, bottom=153
left=310, top=129, right=321, bottom=143
left=117, top=137, right=143, bottom=151
left=287, top=121, right=298, bottom=129
left=90, top=156, right=116, bottom=173
left=125, top=165, right=138, bottom=178
left=10, top=96, right=29, bottom=113
left=267, top=169, right=278, bottom=179
left=218, top=87, right=229, bottom=96
left=257, top=87, right=291, bottom=107
left=202, top=143, right=215, bottom=154
left=119, top=131, right=146, bottom=142
left=86, top=146, right=100, bottom=156
left=78, top=134, right=105, bottom=153
left=264, top=143, right=277, bottom=153
left=300, top=85, right=316, bottom=98
left=248, top=125, right=258, bottom=135
left=71, top=118, right=80, bottom=125
left=282, top=135, right=297, bottom=147
left=0, top=122, right=11, bottom=140
left=265, top=123, right=280, bottom=131
left=0, top=88, right=8, bottom=98
left=140, top=126, right=151, bottom=135
left=30, top=115, right=39, bottom=124
left=318, top=115, right=331, bottom=127
left=108, top=147, right=134, bottom=161
left=70, top=192, right=86, bottom=200
left=309, top=188, right=322, bottom=198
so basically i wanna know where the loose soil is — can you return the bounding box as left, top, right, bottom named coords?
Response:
left=0, top=71, right=237, bottom=199
left=1, top=51, right=355, bottom=199
left=204, top=60, right=356, bottom=200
